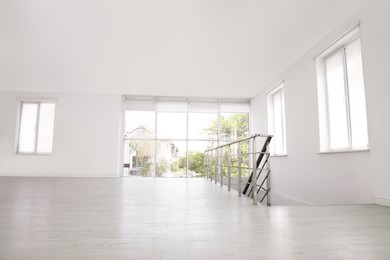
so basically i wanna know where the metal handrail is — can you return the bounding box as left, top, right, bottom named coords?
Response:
left=205, top=134, right=272, bottom=152
left=204, top=134, right=272, bottom=206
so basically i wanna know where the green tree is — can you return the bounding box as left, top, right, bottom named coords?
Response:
left=130, top=140, right=154, bottom=176
left=170, top=151, right=205, bottom=176
left=188, top=151, right=205, bottom=175
left=201, top=113, right=250, bottom=177
left=203, top=114, right=249, bottom=144
left=156, top=158, right=169, bottom=177
left=171, top=156, right=186, bottom=172
left=129, top=114, right=249, bottom=178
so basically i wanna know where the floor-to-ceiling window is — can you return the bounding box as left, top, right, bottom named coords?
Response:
left=155, top=101, right=187, bottom=177
left=123, top=97, right=249, bottom=178
left=187, top=101, right=218, bottom=178
left=124, top=100, right=156, bottom=176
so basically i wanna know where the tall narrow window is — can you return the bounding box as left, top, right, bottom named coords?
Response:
left=316, top=26, right=368, bottom=152
left=267, top=83, right=287, bottom=155
left=17, top=102, right=56, bottom=154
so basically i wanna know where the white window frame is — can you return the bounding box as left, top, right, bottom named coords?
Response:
left=267, top=83, right=287, bottom=156
left=315, top=25, right=369, bottom=153
left=16, top=100, right=56, bottom=155
left=123, top=97, right=250, bottom=177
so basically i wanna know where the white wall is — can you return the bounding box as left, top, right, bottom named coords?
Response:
left=0, top=0, right=367, bottom=98
left=251, top=0, right=390, bottom=206
left=0, top=91, right=123, bottom=177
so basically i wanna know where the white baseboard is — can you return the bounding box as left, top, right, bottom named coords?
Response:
left=0, top=172, right=118, bottom=178
left=374, top=197, right=390, bottom=208
left=270, top=192, right=311, bottom=205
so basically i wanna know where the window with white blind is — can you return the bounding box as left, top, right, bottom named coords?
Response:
left=267, top=83, right=287, bottom=156
left=123, top=97, right=250, bottom=177
left=316, top=26, right=369, bottom=152
left=17, top=101, right=56, bottom=154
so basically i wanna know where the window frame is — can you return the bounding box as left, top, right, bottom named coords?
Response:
left=267, top=83, right=287, bottom=156
left=16, top=100, right=56, bottom=155
left=315, top=26, right=369, bottom=153
left=123, top=97, right=250, bottom=177
left=323, top=47, right=352, bottom=151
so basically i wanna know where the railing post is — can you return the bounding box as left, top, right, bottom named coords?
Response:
left=204, top=134, right=272, bottom=206
left=210, top=151, right=213, bottom=182
left=227, top=145, right=231, bottom=191
left=214, top=149, right=218, bottom=185
left=251, top=137, right=258, bottom=205
left=237, top=142, right=242, bottom=197
left=208, top=152, right=211, bottom=180
left=211, top=150, right=214, bottom=182
left=266, top=145, right=271, bottom=206
left=206, top=152, right=209, bottom=180
left=219, top=148, right=223, bottom=187
left=208, top=152, right=212, bottom=181
left=204, top=151, right=207, bottom=179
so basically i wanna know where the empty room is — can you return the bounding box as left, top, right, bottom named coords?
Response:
left=1, top=0, right=390, bottom=259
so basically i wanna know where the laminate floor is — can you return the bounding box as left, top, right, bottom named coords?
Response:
left=0, top=177, right=390, bottom=260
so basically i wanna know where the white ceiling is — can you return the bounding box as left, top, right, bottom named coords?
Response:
left=0, top=0, right=367, bottom=98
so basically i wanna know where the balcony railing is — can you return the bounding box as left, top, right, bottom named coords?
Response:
left=204, top=134, right=273, bottom=206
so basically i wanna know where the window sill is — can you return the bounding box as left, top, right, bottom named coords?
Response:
left=17, top=152, right=54, bottom=156
left=270, top=154, right=288, bottom=157
left=318, top=148, right=369, bottom=154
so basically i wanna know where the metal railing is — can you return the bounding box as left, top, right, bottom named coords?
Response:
left=204, top=134, right=273, bottom=206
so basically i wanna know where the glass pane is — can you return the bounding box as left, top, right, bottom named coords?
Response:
left=187, top=141, right=214, bottom=178
left=273, top=91, right=284, bottom=154
left=220, top=113, right=249, bottom=141
left=125, top=111, right=155, bottom=139
left=325, top=51, right=349, bottom=149
left=128, top=140, right=155, bottom=177
left=156, top=140, right=186, bottom=177
left=188, top=113, right=218, bottom=140
left=37, top=103, right=56, bottom=153
left=156, top=112, right=187, bottom=139
left=18, top=103, right=38, bottom=153
left=267, top=96, right=275, bottom=151
left=346, top=39, right=369, bottom=149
